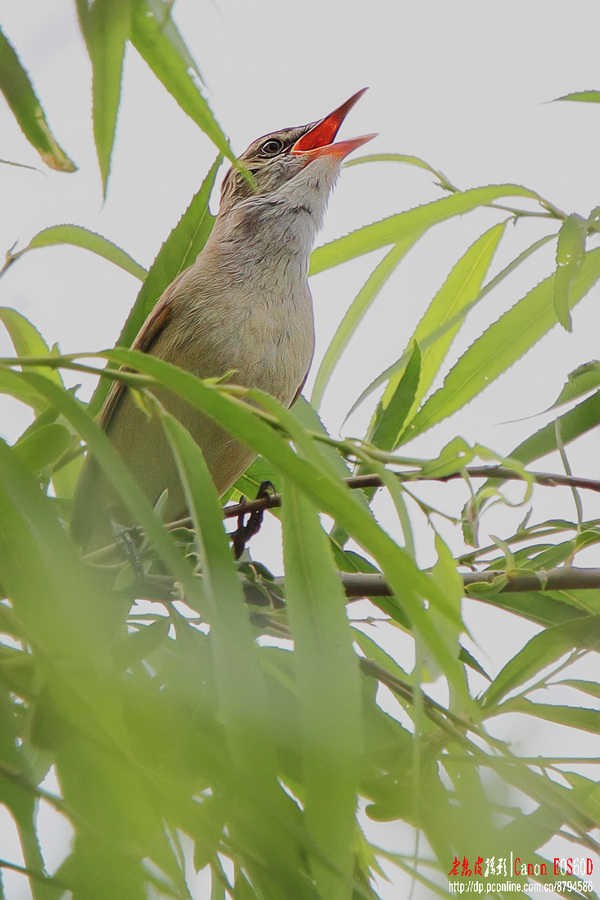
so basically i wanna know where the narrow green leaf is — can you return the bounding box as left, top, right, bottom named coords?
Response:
left=549, top=361, right=600, bottom=409
left=369, top=342, right=421, bottom=452
left=163, top=413, right=317, bottom=899
left=77, top=0, right=133, bottom=196
left=482, top=614, right=600, bottom=709
left=559, top=679, right=600, bottom=700
left=406, top=247, right=600, bottom=441
left=0, top=25, right=76, bottom=172
left=344, top=152, right=455, bottom=191
left=161, top=415, right=265, bottom=739
left=4, top=368, right=197, bottom=593
left=346, top=232, right=554, bottom=422
left=0, top=440, right=114, bottom=663
left=508, top=390, right=600, bottom=468
left=499, top=699, right=600, bottom=735
left=131, top=0, right=234, bottom=163
left=554, top=90, right=600, bottom=104
left=0, top=367, right=50, bottom=413
left=13, top=423, right=71, bottom=475
left=311, top=237, right=420, bottom=407
left=88, top=157, right=219, bottom=417
left=375, top=223, right=506, bottom=447
left=1, top=225, right=146, bottom=281
left=283, top=480, right=361, bottom=899
left=419, top=436, right=475, bottom=478
left=426, top=534, right=468, bottom=687
left=291, top=396, right=356, bottom=483
left=0, top=308, right=63, bottom=385
left=469, top=590, right=587, bottom=628
left=137, top=0, right=204, bottom=85
left=119, top=157, right=219, bottom=346
left=309, top=183, right=547, bottom=276
left=553, top=214, right=587, bottom=331
left=97, top=347, right=466, bottom=684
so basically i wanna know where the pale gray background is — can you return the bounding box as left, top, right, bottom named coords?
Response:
left=1, top=0, right=599, bottom=897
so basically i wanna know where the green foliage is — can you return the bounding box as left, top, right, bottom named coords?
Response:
left=1, top=7, right=600, bottom=900
left=0, top=24, right=76, bottom=172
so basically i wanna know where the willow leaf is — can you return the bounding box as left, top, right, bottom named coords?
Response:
left=76, top=0, right=133, bottom=196
left=1, top=224, right=146, bottom=281
left=283, top=480, right=361, bottom=899
left=553, top=213, right=587, bottom=331
left=131, top=0, right=234, bottom=163
left=0, top=25, right=76, bottom=172
left=311, top=236, right=421, bottom=407
left=373, top=222, right=505, bottom=448
left=406, top=247, right=600, bottom=441
left=310, top=183, right=547, bottom=275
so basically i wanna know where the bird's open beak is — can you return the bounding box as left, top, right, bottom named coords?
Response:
left=291, top=88, right=376, bottom=160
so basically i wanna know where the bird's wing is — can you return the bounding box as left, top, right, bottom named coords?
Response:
left=99, top=281, right=178, bottom=432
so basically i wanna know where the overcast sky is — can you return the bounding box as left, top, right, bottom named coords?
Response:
left=1, top=1, right=600, bottom=897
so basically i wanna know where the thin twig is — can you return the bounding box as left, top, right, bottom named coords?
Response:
left=130, top=567, right=600, bottom=606
left=339, top=567, right=600, bottom=597
left=207, top=466, right=600, bottom=522
left=87, top=466, right=600, bottom=563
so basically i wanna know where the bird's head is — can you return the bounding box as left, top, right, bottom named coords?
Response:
left=218, top=89, right=375, bottom=221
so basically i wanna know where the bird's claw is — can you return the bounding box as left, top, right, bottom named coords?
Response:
left=231, top=481, right=276, bottom=559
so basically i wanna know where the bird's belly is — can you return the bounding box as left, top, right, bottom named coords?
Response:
left=178, top=285, right=315, bottom=406
left=113, top=290, right=315, bottom=516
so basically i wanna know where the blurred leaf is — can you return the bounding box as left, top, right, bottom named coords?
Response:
left=482, top=614, right=600, bottom=709
left=420, top=436, right=475, bottom=477
left=1, top=224, right=146, bottom=280
left=559, top=679, right=600, bottom=700
left=554, top=90, right=600, bottom=103
left=162, top=413, right=314, bottom=897
left=131, top=0, right=234, bottom=163
left=13, top=423, right=71, bottom=475
left=76, top=0, right=133, bottom=196
left=406, top=247, right=600, bottom=441
left=310, top=183, right=547, bottom=275
left=499, top=699, right=600, bottom=734
left=527, top=540, right=577, bottom=570
left=283, top=479, right=361, bottom=899
left=100, top=347, right=466, bottom=685
left=2, top=367, right=197, bottom=591
left=553, top=213, right=587, bottom=331
left=113, top=618, right=171, bottom=669
left=0, top=367, right=52, bottom=414
left=426, top=534, right=468, bottom=688
left=549, top=361, right=600, bottom=409
left=0, top=25, right=76, bottom=172
left=311, top=236, right=421, bottom=407
left=0, top=307, right=63, bottom=385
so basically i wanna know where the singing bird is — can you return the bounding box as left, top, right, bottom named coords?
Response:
left=72, top=89, right=374, bottom=548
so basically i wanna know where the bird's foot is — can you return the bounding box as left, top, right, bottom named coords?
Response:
left=111, top=520, right=146, bottom=578
left=230, top=480, right=276, bottom=560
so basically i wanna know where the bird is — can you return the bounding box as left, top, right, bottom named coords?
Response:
left=72, top=89, right=374, bottom=549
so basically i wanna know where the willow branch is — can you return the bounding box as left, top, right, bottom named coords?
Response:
left=340, top=567, right=600, bottom=597
left=132, top=567, right=600, bottom=606
left=203, top=466, right=600, bottom=522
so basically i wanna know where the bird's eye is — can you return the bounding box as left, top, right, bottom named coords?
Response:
left=260, top=137, right=284, bottom=156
